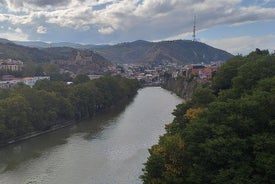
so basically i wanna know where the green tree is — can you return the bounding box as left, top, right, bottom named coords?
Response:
left=142, top=52, right=275, bottom=184
left=0, top=75, right=140, bottom=144
left=212, top=56, right=246, bottom=93
left=73, top=74, right=90, bottom=84
left=1, top=95, right=32, bottom=137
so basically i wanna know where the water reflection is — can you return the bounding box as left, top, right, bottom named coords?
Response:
left=0, top=102, right=128, bottom=173
left=0, top=87, right=182, bottom=184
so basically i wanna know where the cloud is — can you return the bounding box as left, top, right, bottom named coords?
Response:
left=4, top=0, right=73, bottom=11
left=2, top=0, right=275, bottom=31
left=0, top=13, right=34, bottom=25
left=0, top=0, right=275, bottom=45
left=98, top=27, right=114, bottom=34
left=202, top=34, right=275, bottom=55
left=25, top=0, right=72, bottom=7
left=0, top=0, right=6, bottom=5
left=36, top=26, right=47, bottom=34
left=45, top=6, right=94, bottom=29
left=14, top=27, right=23, bottom=33
left=0, top=27, right=28, bottom=41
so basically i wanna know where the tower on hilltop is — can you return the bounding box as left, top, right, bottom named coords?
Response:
left=192, top=15, right=196, bottom=41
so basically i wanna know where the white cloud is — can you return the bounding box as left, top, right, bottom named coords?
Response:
left=2, top=0, right=275, bottom=33
left=98, top=27, right=114, bottom=34
left=0, top=0, right=275, bottom=45
left=202, top=34, right=275, bottom=55
left=0, top=14, right=9, bottom=22
left=0, top=28, right=28, bottom=41
left=14, top=27, right=23, bottom=33
left=0, top=13, right=34, bottom=25
left=36, top=25, right=47, bottom=34
left=45, top=6, right=94, bottom=29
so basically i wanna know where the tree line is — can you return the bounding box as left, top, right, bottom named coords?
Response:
left=0, top=75, right=140, bottom=145
left=141, top=49, right=275, bottom=184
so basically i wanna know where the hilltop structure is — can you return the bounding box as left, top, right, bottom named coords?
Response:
left=192, top=15, right=196, bottom=42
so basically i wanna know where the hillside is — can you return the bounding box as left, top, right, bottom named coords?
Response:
left=14, top=39, right=233, bottom=65
left=94, top=40, right=233, bottom=64
left=0, top=41, right=49, bottom=62
left=0, top=39, right=112, bottom=74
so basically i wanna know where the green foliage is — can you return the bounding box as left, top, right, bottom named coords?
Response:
left=232, top=55, right=275, bottom=95
left=73, top=74, right=90, bottom=84
left=142, top=50, right=275, bottom=184
left=212, top=56, right=246, bottom=93
left=0, top=94, right=32, bottom=138
left=142, top=134, right=185, bottom=184
left=0, top=76, right=140, bottom=144
left=191, top=88, right=216, bottom=107
left=42, top=63, right=72, bottom=81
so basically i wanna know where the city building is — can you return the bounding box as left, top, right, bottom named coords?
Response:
left=0, top=59, right=24, bottom=71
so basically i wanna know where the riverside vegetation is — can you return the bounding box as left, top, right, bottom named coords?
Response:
left=141, top=49, right=275, bottom=184
left=0, top=75, right=140, bottom=146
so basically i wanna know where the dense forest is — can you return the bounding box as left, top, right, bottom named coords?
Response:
left=0, top=75, right=140, bottom=146
left=141, top=49, right=275, bottom=184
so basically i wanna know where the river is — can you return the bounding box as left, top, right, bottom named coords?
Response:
left=0, top=87, right=182, bottom=184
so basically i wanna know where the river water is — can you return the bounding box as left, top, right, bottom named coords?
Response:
left=0, top=87, right=182, bottom=184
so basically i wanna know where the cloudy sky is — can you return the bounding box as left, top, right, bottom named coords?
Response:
left=0, top=0, right=274, bottom=55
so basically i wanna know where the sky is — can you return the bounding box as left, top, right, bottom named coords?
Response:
left=0, top=0, right=274, bottom=55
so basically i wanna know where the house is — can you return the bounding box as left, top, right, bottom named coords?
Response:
left=0, top=59, right=24, bottom=71
left=183, top=63, right=220, bottom=82
left=0, top=76, right=50, bottom=88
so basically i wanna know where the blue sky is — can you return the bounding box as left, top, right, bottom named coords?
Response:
left=0, top=0, right=274, bottom=55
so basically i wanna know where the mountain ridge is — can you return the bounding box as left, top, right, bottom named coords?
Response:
left=4, top=38, right=233, bottom=65
left=94, top=40, right=233, bottom=64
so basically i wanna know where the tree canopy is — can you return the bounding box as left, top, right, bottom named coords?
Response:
left=0, top=75, right=140, bottom=145
left=141, top=49, right=275, bottom=184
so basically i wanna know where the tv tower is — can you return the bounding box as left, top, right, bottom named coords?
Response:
left=192, top=15, right=196, bottom=41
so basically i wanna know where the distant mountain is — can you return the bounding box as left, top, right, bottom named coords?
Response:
left=14, top=41, right=105, bottom=49
left=93, top=40, right=154, bottom=64
left=12, top=38, right=233, bottom=65
left=14, top=41, right=51, bottom=48
left=93, top=40, right=234, bottom=64
left=0, top=38, right=13, bottom=44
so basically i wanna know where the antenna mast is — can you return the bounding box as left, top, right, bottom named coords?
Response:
left=192, top=15, right=196, bottom=41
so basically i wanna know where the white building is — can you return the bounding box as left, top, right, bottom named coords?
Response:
left=0, top=59, right=23, bottom=71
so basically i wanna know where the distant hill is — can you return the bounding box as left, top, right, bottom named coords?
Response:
left=0, top=40, right=49, bottom=62
left=12, top=39, right=233, bottom=65
left=0, top=38, right=13, bottom=44
left=14, top=41, right=106, bottom=49
left=0, top=39, right=112, bottom=74
left=94, top=40, right=234, bottom=64
left=52, top=49, right=112, bottom=74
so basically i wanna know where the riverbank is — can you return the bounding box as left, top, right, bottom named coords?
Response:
left=0, top=93, right=136, bottom=148
left=0, top=120, right=75, bottom=148
left=0, top=76, right=141, bottom=148
left=0, top=87, right=182, bottom=184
